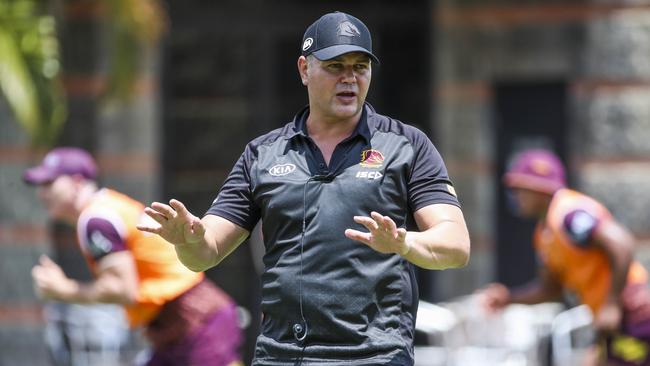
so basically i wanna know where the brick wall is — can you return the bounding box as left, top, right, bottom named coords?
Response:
left=0, top=99, right=50, bottom=364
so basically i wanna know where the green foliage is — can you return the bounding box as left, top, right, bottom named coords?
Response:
left=0, top=0, right=166, bottom=146
left=104, top=0, right=166, bottom=101
left=0, top=0, right=66, bottom=146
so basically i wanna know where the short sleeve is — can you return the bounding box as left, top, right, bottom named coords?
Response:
left=80, top=217, right=127, bottom=261
left=407, top=129, right=460, bottom=211
left=205, top=144, right=261, bottom=231
left=562, top=209, right=600, bottom=247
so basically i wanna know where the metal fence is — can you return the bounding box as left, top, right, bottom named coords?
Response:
left=415, top=296, right=595, bottom=366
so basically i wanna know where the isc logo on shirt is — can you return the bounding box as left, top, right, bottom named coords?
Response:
left=269, top=163, right=296, bottom=176
left=356, top=171, right=383, bottom=180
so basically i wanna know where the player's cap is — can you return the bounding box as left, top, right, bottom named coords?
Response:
left=301, top=11, right=379, bottom=64
left=23, top=147, right=98, bottom=185
left=503, top=149, right=566, bottom=194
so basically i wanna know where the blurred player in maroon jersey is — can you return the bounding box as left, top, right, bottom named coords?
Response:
left=25, top=147, right=243, bottom=366
left=480, top=149, right=650, bottom=366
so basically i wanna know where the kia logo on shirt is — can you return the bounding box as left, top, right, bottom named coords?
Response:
left=269, top=163, right=296, bottom=176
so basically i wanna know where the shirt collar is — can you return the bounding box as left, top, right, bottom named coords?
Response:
left=287, top=103, right=374, bottom=144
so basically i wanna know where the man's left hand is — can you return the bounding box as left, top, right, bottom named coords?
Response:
left=345, top=211, right=410, bottom=256
left=31, top=255, right=76, bottom=301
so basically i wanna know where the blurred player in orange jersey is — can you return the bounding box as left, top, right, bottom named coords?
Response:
left=24, top=147, right=243, bottom=366
left=479, top=148, right=650, bottom=366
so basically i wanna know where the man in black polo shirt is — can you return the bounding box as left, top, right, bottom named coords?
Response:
left=139, top=11, right=470, bottom=366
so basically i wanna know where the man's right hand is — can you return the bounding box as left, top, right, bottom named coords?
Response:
left=137, top=199, right=205, bottom=246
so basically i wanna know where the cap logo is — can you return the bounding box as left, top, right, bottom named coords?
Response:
left=44, top=154, right=60, bottom=168
left=302, top=37, right=313, bottom=51
left=359, top=149, right=384, bottom=168
left=531, top=159, right=552, bottom=176
left=337, top=21, right=360, bottom=37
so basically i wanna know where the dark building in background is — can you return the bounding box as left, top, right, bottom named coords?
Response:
left=494, top=81, right=569, bottom=287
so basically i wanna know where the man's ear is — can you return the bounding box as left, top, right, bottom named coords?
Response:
left=297, top=56, right=309, bottom=86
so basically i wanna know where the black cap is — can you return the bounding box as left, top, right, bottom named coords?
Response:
left=301, top=12, right=379, bottom=64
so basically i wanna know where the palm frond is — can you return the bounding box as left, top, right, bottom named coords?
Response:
left=0, top=0, right=66, bottom=146
left=0, top=0, right=166, bottom=145
left=0, top=23, right=41, bottom=138
left=104, top=0, right=166, bottom=101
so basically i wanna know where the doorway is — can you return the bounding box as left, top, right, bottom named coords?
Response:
left=494, top=81, right=568, bottom=287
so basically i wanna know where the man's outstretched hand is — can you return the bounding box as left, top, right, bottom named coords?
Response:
left=345, top=211, right=410, bottom=256
left=32, top=255, right=75, bottom=301
left=137, top=199, right=205, bottom=246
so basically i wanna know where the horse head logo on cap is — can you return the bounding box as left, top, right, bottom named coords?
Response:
left=337, top=21, right=360, bottom=37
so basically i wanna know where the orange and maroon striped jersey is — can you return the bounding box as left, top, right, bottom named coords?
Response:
left=534, top=188, right=647, bottom=314
left=76, top=189, right=204, bottom=327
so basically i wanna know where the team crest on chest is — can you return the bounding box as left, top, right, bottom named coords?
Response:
left=359, top=149, right=384, bottom=168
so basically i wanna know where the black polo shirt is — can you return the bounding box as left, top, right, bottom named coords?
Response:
left=207, top=103, right=459, bottom=365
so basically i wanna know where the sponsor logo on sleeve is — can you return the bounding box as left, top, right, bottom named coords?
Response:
left=88, top=231, right=113, bottom=256
left=571, top=211, right=595, bottom=235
